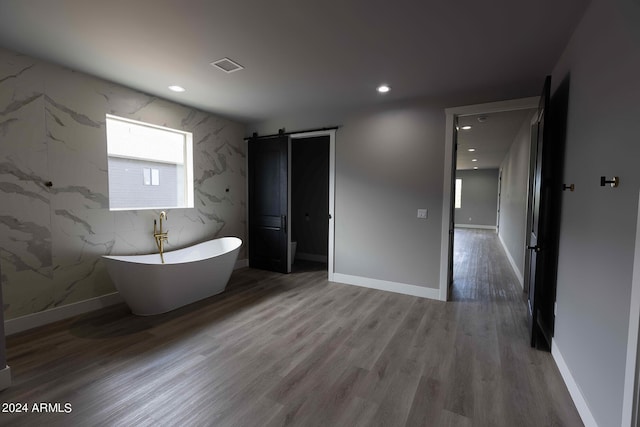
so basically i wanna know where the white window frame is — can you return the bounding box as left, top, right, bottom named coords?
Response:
left=106, top=114, right=194, bottom=211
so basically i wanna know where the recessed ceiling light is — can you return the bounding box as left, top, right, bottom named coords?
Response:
left=472, top=159, right=478, bottom=162
left=377, top=84, right=390, bottom=93
left=468, top=148, right=476, bottom=152
left=473, top=166, right=479, bottom=170
left=461, top=125, right=472, bottom=130
left=168, top=85, right=185, bottom=92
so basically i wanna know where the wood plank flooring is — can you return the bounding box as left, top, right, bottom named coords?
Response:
left=0, top=229, right=583, bottom=426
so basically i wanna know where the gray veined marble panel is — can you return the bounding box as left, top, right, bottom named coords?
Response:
left=195, top=187, right=231, bottom=205
left=0, top=49, right=44, bottom=107
left=0, top=54, right=53, bottom=318
left=44, top=64, right=110, bottom=211
left=0, top=63, right=35, bottom=85
left=0, top=93, right=42, bottom=118
left=52, top=207, right=115, bottom=238
left=45, top=101, right=109, bottom=209
left=0, top=181, right=47, bottom=204
left=112, top=210, right=170, bottom=255
left=100, top=83, right=157, bottom=117
left=0, top=216, right=51, bottom=270
left=0, top=213, right=54, bottom=318
left=43, top=63, right=111, bottom=125
left=0, top=54, right=53, bottom=319
left=0, top=98, right=48, bottom=182
left=45, top=95, right=102, bottom=129
left=111, top=209, right=218, bottom=255
left=195, top=149, right=226, bottom=182
left=0, top=117, right=18, bottom=135
left=49, top=185, right=109, bottom=209
left=195, top=117, right=246, bottom=256
left=50, top=205, right=116, bottom=308
left=176, top=211, right=225, bottom=247
left=0, top=260, right=53, bottom=318
left=51, top=231, right=116, bottom=308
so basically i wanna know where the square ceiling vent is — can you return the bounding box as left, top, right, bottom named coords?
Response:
left=210, top=57, right=244, bottom=73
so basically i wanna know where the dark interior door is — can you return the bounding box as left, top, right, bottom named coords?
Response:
left=527, top=77, right=549, bottom=349
left=448, top=119, right=459, bottom=292
left=527, top=75, right=568, bottom=349
left=248, top=135, right=289, bottom=273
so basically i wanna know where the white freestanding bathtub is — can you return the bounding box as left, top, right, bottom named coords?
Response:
left=102, top=237, right=242, bottom=316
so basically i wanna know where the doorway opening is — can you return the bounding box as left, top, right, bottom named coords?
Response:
left=450, top=106, right=537, bottom=301
left=290, top=135, right=330, bottom=273
left=440, top=97, right=540, bottom=302
left=443, top=78, right=569, bottom=352
left=247, top=129, right=336, bottom=279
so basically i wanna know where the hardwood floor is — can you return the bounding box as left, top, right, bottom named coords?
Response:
left=0, top=229, right=582, bottom=426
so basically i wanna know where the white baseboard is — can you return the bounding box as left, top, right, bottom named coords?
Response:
left=455, top=224, right=497, bottom=230
left=332, top=273, right=441, bottom=300
left=5, top=259, right=249, bottom=336
left=551, top=340, right=598, bottom=427
left=4, top=292, right=123, bottom=336
left=296, top=253, right=328, bottom=263
left=0, top=366, right=11, bottom=391
left=497, top=233, right=524, bottom=289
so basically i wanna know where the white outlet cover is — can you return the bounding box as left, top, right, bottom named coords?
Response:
left=417, top=209, right=428, bottom=219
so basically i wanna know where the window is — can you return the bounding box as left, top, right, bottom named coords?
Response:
left=455, top=178, right=462, bottom=209
left=106, top=115, right=194, bottom=210
left=143, top=168, right=160, bottom=186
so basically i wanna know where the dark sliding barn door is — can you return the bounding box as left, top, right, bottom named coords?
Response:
left=248, top=135, right=289, bottom=273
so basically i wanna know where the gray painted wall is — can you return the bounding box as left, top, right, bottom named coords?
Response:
left=497, top=111, right=536, bottom=280
left=0, top=47, right=246, bottom=320
left=332, top=105, right=444, bottom=288
left=455, top=168, right=499, bottom=227
left=291, top=136, right=329, bottom=259
left=551, top=0, right=640, bottom=425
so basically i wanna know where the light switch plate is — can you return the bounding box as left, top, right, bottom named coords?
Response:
left=417, top=209, right=428, bottom=219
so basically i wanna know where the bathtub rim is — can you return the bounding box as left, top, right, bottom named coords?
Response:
left=102, top=236, right=242, bottom=265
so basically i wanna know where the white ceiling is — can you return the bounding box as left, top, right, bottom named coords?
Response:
left=0, top=0, right=589, bottom=125
left=456, top=109, right=536, bottom=170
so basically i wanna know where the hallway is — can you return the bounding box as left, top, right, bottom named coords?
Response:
left=452, top=228, right=526, bottom=302
left=449, top=228, right=582, bottom=425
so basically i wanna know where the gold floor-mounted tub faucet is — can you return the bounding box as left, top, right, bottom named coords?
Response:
left=153, top=211, right=168, bottom=263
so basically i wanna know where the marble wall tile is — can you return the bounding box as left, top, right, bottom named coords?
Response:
left=0, top=51, right=53, bottom=318
left=0, top=47, right=247, bottom=320
left=45, top=66, right=110, bottom=210
left=51, top=230, right=116, bottom=307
